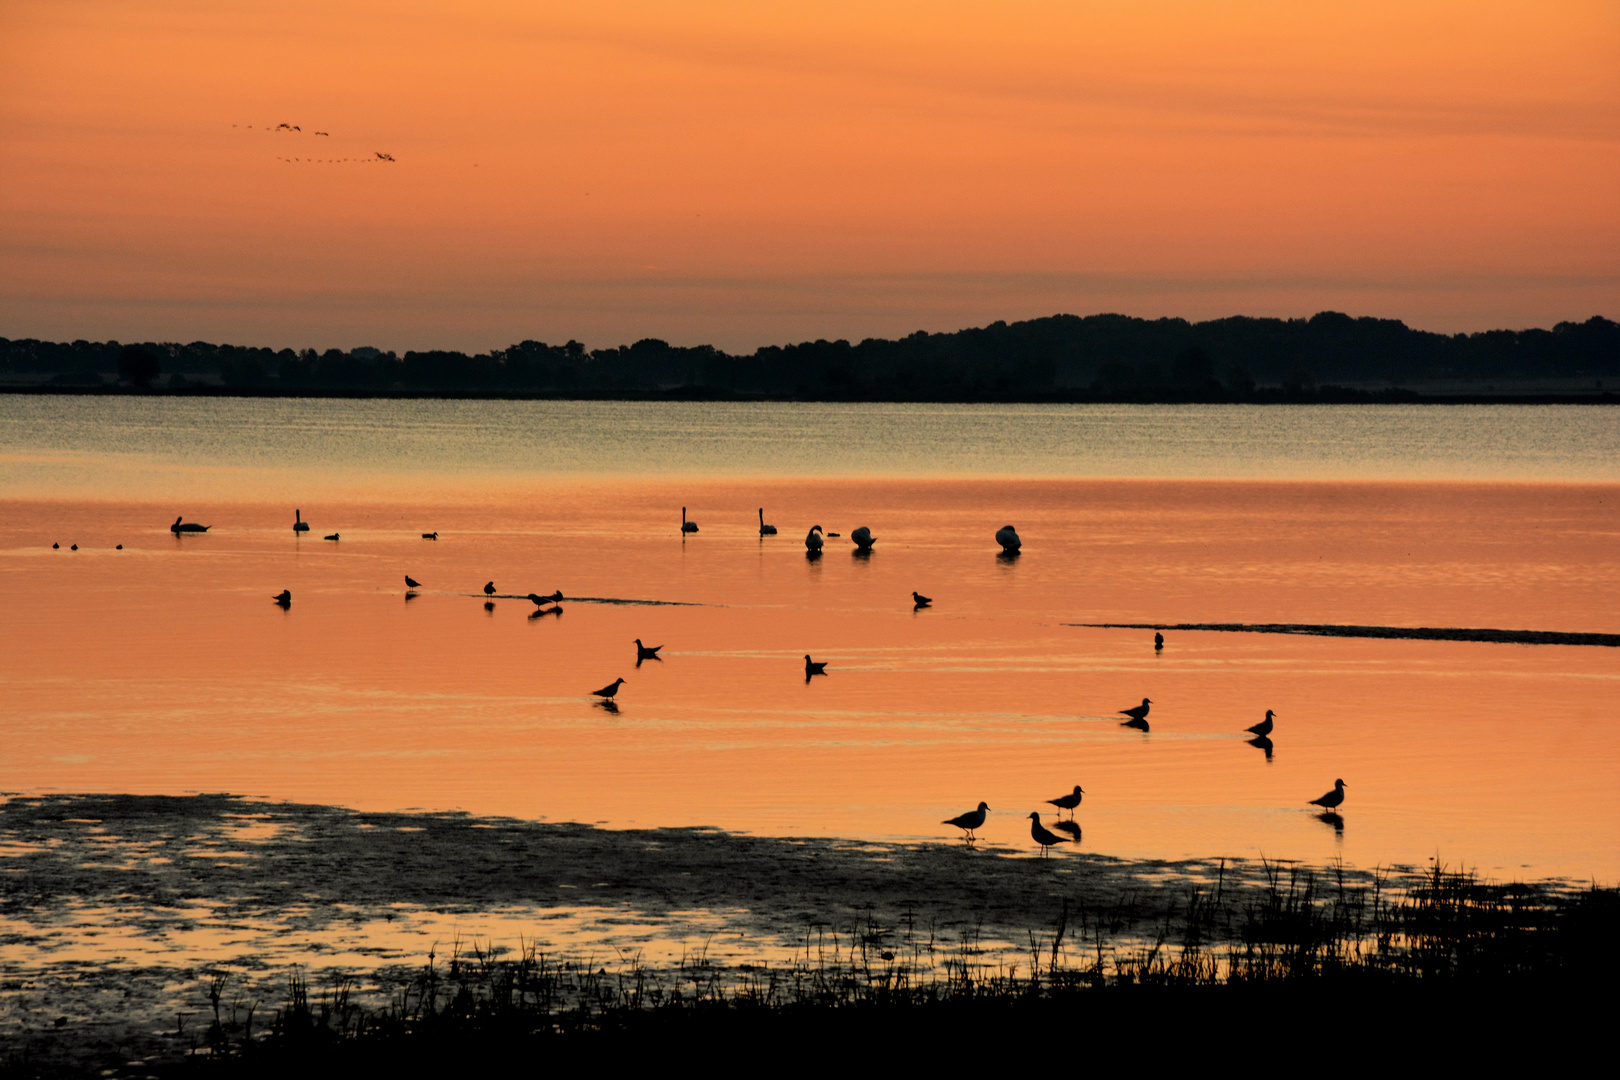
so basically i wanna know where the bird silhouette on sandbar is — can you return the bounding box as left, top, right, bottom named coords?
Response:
left=1047, top=785, right=1084, bottom=818
left=912, top=591, right=932, bottom=608
left=591, top=677, right=625, bottom=702
left=805, top=525, right=824, bottom=553
left=323, top=533, right=339, bottom=541
left=272, top=589, right=291, bottom=608
left=293, top=510, right=309, bottom=533
left=1051, top=819, right=1082, bottom=841
left=1119, top=698, right=1152, bottom=730
left=995, top=525, right=1020, bottom=553
left=1154, top=631, right=1164, bottom=650
left=405, top=576, right=421, bottom=589
left=851, top=526, right=876, bottom=552
left=804, top=655, right=828, bottom=679
left=635, top=639, right=663, bottom=663
left=422, top=532, right=438, bottom=540
left=171, top=516, right=210, bottom=533
left=1309, top=779, right=1346, bottom=812
left=1247, top=710, right=1275, bottom=737
left=483, top=581, right=496, bottom=596
left=681, top=507, right=698, bottom=533
left=528, top=590, right=563, bottom=606
left=758, top=508, right=777, bottom=535
left=944, top=801, right=990, bottom=842
left=1027, top=812, right=1071, bottom=857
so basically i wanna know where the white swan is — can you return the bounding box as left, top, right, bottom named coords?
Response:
left=804, top=525, right=824, bottom=552
left=995, top=524, right=1021, bottom=552
left=293, top=509, right=309, bottom=533
left=758, top=508, right=777, bottom=535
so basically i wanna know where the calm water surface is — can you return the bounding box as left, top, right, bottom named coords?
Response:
left=2, top=398, right=1618, bottom=880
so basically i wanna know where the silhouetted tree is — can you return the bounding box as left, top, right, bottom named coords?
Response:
left=117, top=346, right=161, bottom=387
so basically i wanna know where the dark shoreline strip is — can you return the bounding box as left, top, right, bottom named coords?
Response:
left=478, top=593, right=706, bottom=606
left=1069, top=622, right=1620, bottom=648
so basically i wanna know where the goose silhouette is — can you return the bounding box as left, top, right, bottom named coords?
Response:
left=803, top=655, right=828, bottom=677
left=171, top=516, right=210, bottom=533
left=995, top=525, right=1020, bottom=552
left=1047, top=785, right=1084, bottom=817
left=912, top=591, right=932, bottom=608
left=758, top=508, right=777, bottom=535
left=851, top=526, right=875, bottom=551
left=1028, top=812, right=1071, bottom=857
left=1247, top=710, right=1276, bottom=737
left=293, top=509, right=309, bottom=533
left=272, top=589, right=291, bottom=608
left=635, top=639, right=663, bottom=661
left=591, top=677, right=626, bottom=701
left=1309, top=779, right=1347, bottom=812
left=805, top=525, right=824, bottom=553
left=405, top=575, right=421, bottom=589
left=681, top=507, right=698, bottom=534
left=943, top=801, right=990, bottom=841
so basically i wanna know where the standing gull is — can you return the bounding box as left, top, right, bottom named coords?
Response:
left=1027, top=812, right=1071, bottom=858
left=484, top=581, right=497, bottom=596
left=1119, top=698, right=1152, bottom=730
left=405, top=576, right=421, bottom=589
left=1046, top=785, right=1084, bottom=818
left=1247, top=710, right=1276, bottom=737
left=912, top=591, right=932, bottom=608
left=1309, top=779, right=1347, bottom=812
left=591, top=678, right=626, bottom=702
left=943, top=801, right=990, bottom=842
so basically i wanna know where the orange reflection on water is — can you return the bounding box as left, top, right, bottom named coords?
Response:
left=2, top=478, right=1617, bottom=880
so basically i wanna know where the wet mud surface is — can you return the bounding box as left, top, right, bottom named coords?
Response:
left=1074, top=621, right=1620, bottom=647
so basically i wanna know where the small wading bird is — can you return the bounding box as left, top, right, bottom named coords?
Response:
left=912, top=591, right=932, bottom=608
left=1028, top=812, right=1071, bottom=857
left=1119, top=698, right=1152, bottom=730
left=293, top=510, right=309, bottom=533
left=1247, top=710, right=1276, bottom=737
left=404, top=576, right=420, bottom=589
left=324, top=533, right=339, bottom=541
left=805, top=525, right=824, bottom=553
left=851, top=526, right=876, bottom=552
left=635, top=639, right=663, bottom=662
left=1154, top=631, right=1164, bottom=650
left=171, top=516, right=210, bottom=533
left=944, top=801, right=990, bottom=842
left=1310, top=778, right=1347, bottom=812
left=681, top=507, right=698, bottom=534
left=484, top=581, right=496, bottom=596
left=804, top=654, right=828, bottom=678
left=422, top=532, right=438, bottom=540
left=995, top=524, right=1020, bottom=553
left=272, top=590, right=291, bottom=608
left=1047, top=785, right=1084, bottom=818
left=758, top=508, right=777, bottom=535
left=591, top=677, right=625, bottom=702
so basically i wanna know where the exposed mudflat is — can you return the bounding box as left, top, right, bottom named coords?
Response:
left=1073, top=622, right=1620, bottom=648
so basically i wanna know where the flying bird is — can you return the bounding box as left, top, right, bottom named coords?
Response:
left=1047, top=785, right=1084, bottom=818
left=943, top=801, right=990, bottom=842
left=375, top=152, right=395, bottom=162
left=1028, top=813, right=1071, bottom=857
left=1309, top=779, right=1347, bottom=812
left=1247, top=710, right=1276, bottom=737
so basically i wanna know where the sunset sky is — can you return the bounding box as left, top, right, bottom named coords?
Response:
left=1, top=1, right=1616, bottom=352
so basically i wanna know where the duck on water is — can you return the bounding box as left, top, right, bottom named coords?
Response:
left=171, top=516, right=210, bottom=533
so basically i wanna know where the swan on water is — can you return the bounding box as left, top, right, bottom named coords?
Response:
left=995, top=525, right=1020, bottom=552
left=805, top=525, right=824, bottom=552
left=171, top=516, right=210, bottom=533
left=293, top=510, right=309, bottom=533
left=851, top=526, right=875, bottom=551
left=758, top=509, right=777, bottom=535
left=681, top=507, right=699, bottom=534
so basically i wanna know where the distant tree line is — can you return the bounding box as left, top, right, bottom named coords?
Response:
left=3, top=312, right=1616, bottom=401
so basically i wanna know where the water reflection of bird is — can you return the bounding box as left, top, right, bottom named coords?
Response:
left=405, top=576, right=420, bottom=589
left=1154, top=631, right=1164, bottom=650
left=1119, top=698, right=1152, bottom=729
left=804, top=655, right=828, bottom=677
left=1047, top=785, right=1084, bottom=817
left=635, top=639, right=663, bottom=662
left=1028, top=812, right=1070, bottom=857
left=591, top=677, right=625, bottom=701
left=912, top=591, right=932, bottom=608
left=995, top=525, right=1020, bottom=552
left=171, top=516, right=210, bottom=533
left=1317, top=811, right=1344, bottom=833
left=805, top=525, right=824, bottom=553
left=293, top=509, right=309, bottom=533
left=272, top=589, right=291, bottom=608
left=851, top=526, right=875, bottom=551
left=1051, top=819, right=1082, bottom=842
left=1309, top=779, right=1347, bottom=812
left=1247, top=710, right=1275, bottom=737
left=681, top=507, right=698, bottom=533
left=758, top=508, right=777, bottom=535
left=484, top=581, right=496, bottom=596
left=944, top=801, right=990, bottom=842
left=1248, top=735, right=1274, bottom=761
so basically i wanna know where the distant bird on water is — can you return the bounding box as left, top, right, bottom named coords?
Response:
left=912, top=591, right=932, bottom=608
left=484, top=581, right=496, bottom=596
left=1119, top=698, right=1152, bottom=730
left=805, top=525, right=824, bottom=553
left=944, top=801, right=990, bottom=842
left=324, top=533, right=339, bottom=541
left=758, top=508, right=777, bottom=535
left=171, top=516, right=210, bottom=533
left=1027, top=812, right=1071, bottom=857
left=681, top=507, right=698, bottom=534
left=851, top=526, right=876, bottom=551
left=405, top=576, right=420, bottom=589
left=422, top=532, right=438, bottom=540
left=1247, top=710, right=1276, bottom=737
left=804, top=655, right=828, bottom=677
left=995, top=525, right=1020, bottom=553
left=1309, top=779, right=1347, bottom=812
left=635, top=639, right=663, bottom=661
left=591, top=677, right=626, bottom=702
left=1154, top=631, right=1164, bottom=650
left=293, top=509, right=309, bottom=533
left=1047, top=785, right=1084, bottom=818
left=272, top=590, right=291, bottom=608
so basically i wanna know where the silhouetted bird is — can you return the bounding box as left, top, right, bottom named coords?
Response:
left=422, top=532, right=438, bottom=540
left=1028, top=812, right=1071, bottom=857
left=116, top=544, right=122, bottom=550
left=528, top=591, right=563, bottom=606
left=635, top=639, right=663, bottom=661
left=912, top=591, right=932, bottom=608
left=405, top=576, right=421, bottom=589
left=996, top=525, right=1021, bottom=552
left=1247, top=710, right=1276, bottom=737
left=272, top=590, right=291, bottom=608
left=1154, top=631, right=1164, bottom=650
left=681, top=507, right=698, bottom=533
left=484, top=581, right=496, bottom=596
left=293, top=509, right=309, bottom=533
left=591, top=677, right=626, bottom=701
left=1119, top=698, right=1152, bottom=725
left=804, top=655, right=828, bottom=677
left=52, top=543, right=59, bottom=549
left=1051, top=819, right=1082, bottom=841
left=758, top=508, right=777, bottom=535
left=324, top=533, right=339, bottom=541
left=805, top=525, right=824, bottom=552
left=851, top=526, right=876, bottom=551
left=944, top=801, right=990, bottom=842
left=171, top=516, right=210, bottom=533
left=69, top=544, right=77, bottom=550
left=1310, top=779, right=1347, bottom=812
left=1047, top=785, right=1084, bottom=817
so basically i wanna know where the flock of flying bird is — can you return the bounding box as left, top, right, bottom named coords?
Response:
left=160, top=504, right=1351, bottom=858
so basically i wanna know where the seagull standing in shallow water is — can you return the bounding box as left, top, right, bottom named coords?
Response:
left=912, top=591, right=932, bottom=608
left=591, top=678, right=626, bottom=701
left=944, top=801, right=990, bottom=842
left=1047, top=785, right=1084, bottom=818
left=1119, top=698, right=1152, bottom=730
left=1247, top=710, right=1276, bottom=737
left=405, top=576, right=420, bottom=589
left=1027, top=812, right=1071, bottom=857
left=1310, top=779, right=1347, bottom=812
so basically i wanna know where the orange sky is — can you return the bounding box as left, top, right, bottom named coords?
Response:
left=1, top=1, right=1616, bottom=351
